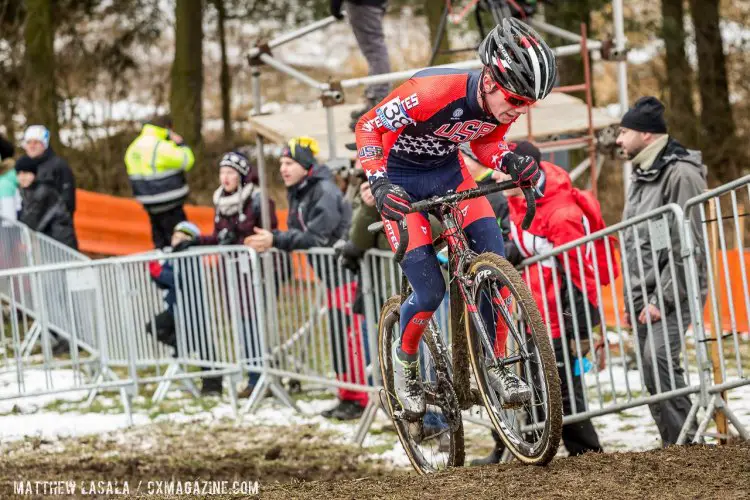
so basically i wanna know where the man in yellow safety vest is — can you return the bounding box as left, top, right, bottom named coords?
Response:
left=125, top=115, right=195, bottom=249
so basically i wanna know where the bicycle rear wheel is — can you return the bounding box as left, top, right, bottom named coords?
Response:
left=464, top=253, right=562, bottom=465
left=378, top=296, right=464, bottom=474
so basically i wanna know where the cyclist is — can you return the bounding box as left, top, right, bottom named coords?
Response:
left=354, top=18, right=556, bottom=419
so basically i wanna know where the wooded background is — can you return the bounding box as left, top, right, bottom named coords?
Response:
left=1, top=0, right=747, bottom=212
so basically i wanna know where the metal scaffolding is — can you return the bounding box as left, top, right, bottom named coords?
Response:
left=247, top=0, right=630, bottom=212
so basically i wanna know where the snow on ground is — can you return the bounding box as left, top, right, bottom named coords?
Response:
left=1, top=365, right=748, bottom=467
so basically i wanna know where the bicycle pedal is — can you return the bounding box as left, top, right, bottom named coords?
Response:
left=501, top=400, right=524, bottom=410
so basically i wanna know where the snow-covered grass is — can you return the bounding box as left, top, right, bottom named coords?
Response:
left=1, top=362, right=748, bottom=467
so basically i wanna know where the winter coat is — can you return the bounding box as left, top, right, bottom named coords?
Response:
left=506, top=162, right=613, bottom=339
left=16, top=148, right=76, bottom=215
left=0, top=134, right=13, bottom=161
left=199, top=183, right=278, bottom=246
left=0, top=168, right=19, bottom=221
left=622, top=137, right=708, bottom=314
left=19, top=180, right=78, bottom=249
left=273, top=164, right=352, bottom=251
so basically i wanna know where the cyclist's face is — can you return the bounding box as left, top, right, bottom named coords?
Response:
left=280, top=157, right=308, bottom=187
left=483, top=87, right=530, bottom=124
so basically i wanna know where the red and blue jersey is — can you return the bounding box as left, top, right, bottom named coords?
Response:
left=354, top=68, right=515, bottom=187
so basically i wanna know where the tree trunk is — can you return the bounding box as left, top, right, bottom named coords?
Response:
left=661, top=0, right=698, bottom=148
left=425, top=1, right=451, bottom=65
left=170, top=0, right=204, bottom=150
left=23, top=0, right=59, bottom=149
left=688, top=0, right=739, bottom=185
left=214, top=0, right=232, bottom=141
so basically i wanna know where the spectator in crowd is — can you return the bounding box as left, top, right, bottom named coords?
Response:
left=17, top=125, right=76, bottom=216
left=147, top=221, right=223, bottom=396
left=15, top=155, right=78, bottom=249
left=246, top=137, right=367, bottom=420
left=330, top=0, right=392, bottom=130
left=193, top=151, right=278, bottom=247
left=177, top=150, right=278, bottom=399
left=472, top=142, right=607, bottom=464
left=458, top=142, right=510, bottom=237
left=0, top=134, right=19, bottom=220
left=125, top=115, right=195, bottom=249
left=617, top=96, right=708, bottom=446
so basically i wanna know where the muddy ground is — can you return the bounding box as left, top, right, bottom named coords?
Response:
left=1, top=419, right=748, bottom=499
left=265, top=444, right=750, bottom=499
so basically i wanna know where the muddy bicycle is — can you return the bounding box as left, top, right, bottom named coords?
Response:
left=371, top=181, right=562, bottom=474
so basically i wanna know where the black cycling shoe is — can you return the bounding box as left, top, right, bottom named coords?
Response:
left=321, top=400, right=365, bottom=421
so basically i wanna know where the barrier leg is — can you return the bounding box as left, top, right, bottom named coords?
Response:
left=267, top=375, right=300, bottom=413
left=152, top=363, right=179, bottom=403
left=676, top=398, right=700, bottom=445
left=242, top=373, right=268, bottom=414
left=20, top=322, right=42, bottom=359
left=353, top=398, right=379, bottom=446
left=719, top=399, right=750, bottom=440
left=692, top=394, right=717, bottom=444
left=120, top=386, right=133, bottom=426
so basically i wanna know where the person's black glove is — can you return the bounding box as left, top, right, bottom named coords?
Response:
left=330, top=0, right=344, bottom=20
left=373, top=183, right=412, bottom=221
left=173, top=239, right=198, bottom=253
left=334, top=239, right=365, bottom=273
left=502, top=152, right=543, bottom=189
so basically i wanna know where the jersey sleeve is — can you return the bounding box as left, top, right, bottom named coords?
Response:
left=468, top=124, right=512, bottom=172
left=354, top=74, right=465, bottom=191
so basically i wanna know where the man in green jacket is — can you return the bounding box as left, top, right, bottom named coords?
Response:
left=125, top=116, right=195, bottom=249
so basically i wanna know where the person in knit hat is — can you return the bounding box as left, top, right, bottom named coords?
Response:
left=170, top=151, right=278, bottom=399
left=247, top=136, right=367, bottom=420
left=617, top=96, right=708, bottom=446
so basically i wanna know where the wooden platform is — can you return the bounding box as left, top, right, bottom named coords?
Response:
left=249, top=92, right=619, bottom=160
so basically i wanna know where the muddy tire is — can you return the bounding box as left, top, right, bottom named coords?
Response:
left=465, top=253, right=562, bottom=465
left=378, top=296, right=464, bottom=474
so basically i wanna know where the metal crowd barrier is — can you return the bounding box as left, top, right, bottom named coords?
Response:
left=683, top=175, right=750, bottom=441
left=2, top=187, right=749, bottom=445
left=517, top=203, right=705, bottom=437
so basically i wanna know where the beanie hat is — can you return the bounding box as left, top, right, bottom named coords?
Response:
left=509, top=140, right=542, bottom=165
left=620, top=96, right=667, bottom=134
left=281, top=136, right=319, bottom=170
left=173, top=221, right=201, bottom=239
left=219, top=151, right=251, bottom=180
left=14, top=155, right=39, bottom=175
left=22, top=125, right=50, bottom=149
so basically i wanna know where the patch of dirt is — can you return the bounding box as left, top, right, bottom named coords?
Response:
left=0, top=420, right=395, bottom=498
left=2, top=419, right=748, bottom=499
left=264, top=444, right=750, bottom=499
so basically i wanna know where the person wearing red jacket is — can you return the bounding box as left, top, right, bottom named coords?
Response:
left=474, top=142, right=608, bottom=464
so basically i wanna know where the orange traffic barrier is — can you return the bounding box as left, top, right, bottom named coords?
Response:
left=74, top=189, right=288, bottom=256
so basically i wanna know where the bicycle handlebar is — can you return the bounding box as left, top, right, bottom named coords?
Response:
left=379, top=181, right=538, bottom=263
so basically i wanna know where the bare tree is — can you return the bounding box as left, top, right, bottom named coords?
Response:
left=171, top=0, right=204, bottom=149
left=23, top=0, right=59, bottom=148
left=661, top=0, right=698, bottom=147
left=689, top=0, right=740, bottom=185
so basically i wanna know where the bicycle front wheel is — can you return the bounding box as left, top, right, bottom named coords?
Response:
left=465, top=253, right=562, bottom=465
left=378, top=296, right=464, bottom=474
